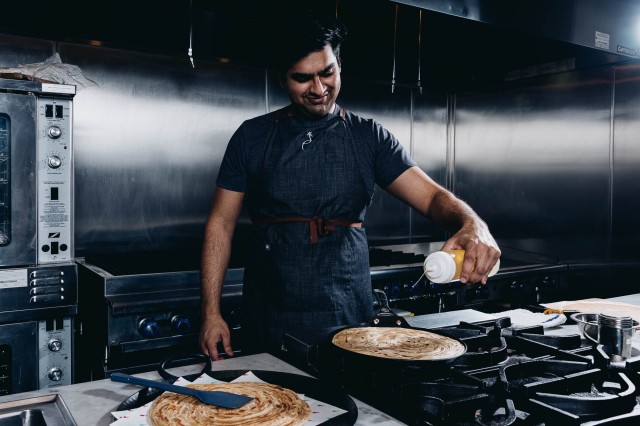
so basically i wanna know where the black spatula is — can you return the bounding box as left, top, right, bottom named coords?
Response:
left=110, top=372, right=254, bottom=409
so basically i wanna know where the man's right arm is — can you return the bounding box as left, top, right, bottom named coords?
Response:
left=199, top=187, right=245, bottom=360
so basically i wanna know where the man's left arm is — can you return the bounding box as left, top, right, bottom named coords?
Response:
left=385, top=166, right=501, bottom=284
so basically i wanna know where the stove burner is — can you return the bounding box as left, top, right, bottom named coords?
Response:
left=500, top=360, right=594, bottom=397
left=281, top=317, right=640, bottom=426
left=453, top=334, right=509, bottom=368
left=528, top=371, right=637, bottom=422
left=398, top=382, right=512, bottom=425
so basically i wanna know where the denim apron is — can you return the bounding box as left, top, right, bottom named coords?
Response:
left=242, top=106, right=374, bottom=353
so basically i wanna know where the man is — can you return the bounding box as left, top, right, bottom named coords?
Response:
left=199, top=11, right=501, bottom=361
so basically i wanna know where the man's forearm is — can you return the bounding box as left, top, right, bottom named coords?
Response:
left=427, top=189, right=485, bottom=234
left=200, top=218, right=234, bottom=319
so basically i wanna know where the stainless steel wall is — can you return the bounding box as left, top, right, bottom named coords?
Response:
left=612, top=64, right=640, bottom=263
left=454, top=68, right=614, bottom=262
left=1, top=32, right=638, bottom=265
left=60, top=44, right=267, bottom=253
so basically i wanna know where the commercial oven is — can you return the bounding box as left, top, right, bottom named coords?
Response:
left=0, top=77, right=77, bottom=395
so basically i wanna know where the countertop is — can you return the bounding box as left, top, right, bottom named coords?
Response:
left=0, top=352, right=405, bottom=426
left=4, top=293, right=640, bottom=425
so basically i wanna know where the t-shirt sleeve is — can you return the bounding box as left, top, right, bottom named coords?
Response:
left=216, top=125, right=247, bottom=192
left=372, top=120, right=417, bottom=188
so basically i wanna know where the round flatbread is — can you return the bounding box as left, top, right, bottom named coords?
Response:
left=332, top=326, right=466, bottom=361
left=147, top=382, right=312, bottom=426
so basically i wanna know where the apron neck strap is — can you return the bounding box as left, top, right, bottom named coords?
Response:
left=273, top=105, right=347, bottom=123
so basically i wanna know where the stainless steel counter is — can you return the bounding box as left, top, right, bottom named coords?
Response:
left=0, top=353, right=405, bottom=426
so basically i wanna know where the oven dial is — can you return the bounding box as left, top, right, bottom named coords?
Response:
left=46, top=155, right=62, bottom=169
left=171, top=315, right=192, bottom=333
left=47, top=367, right=63, bottom=382
left=138, top=319, right=159, bottom=338
left=47, top=125, right=62, bottom=139
left=47, top=338, right=63, bottom=352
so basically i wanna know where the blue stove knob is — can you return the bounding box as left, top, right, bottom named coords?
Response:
left=138, top=319, right=159, bottom=338
left=171, top=315, right=192, bottom=333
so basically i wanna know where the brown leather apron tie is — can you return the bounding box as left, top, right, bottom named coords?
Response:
left=253, top=217, right=362, bottom=244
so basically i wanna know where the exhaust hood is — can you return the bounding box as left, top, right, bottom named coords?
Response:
left=0, top=0, right=636, bottom=91
left=392, top=0, right=640, bottom=60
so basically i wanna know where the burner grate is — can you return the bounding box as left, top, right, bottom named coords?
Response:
left=281, top=316, right=640, bottom=425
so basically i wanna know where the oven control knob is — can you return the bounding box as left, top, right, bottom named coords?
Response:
left=138, top=319, right=159, bottom=338
left=537, top=276, right=556, bottom=289
left=47, top=367, right=63, bottom=382
left=510, top=280, right=526, bottom=291
left=47, top=338, right=63, bottom=352
left=171, top=315, right=191, bottom=333
left=47, top=126, right=62, bottom=139
left=47, top=155, right=62, bottom=169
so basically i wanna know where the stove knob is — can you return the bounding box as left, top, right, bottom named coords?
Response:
left=510, top=280, right=526, bottom=291
left=47, top=338, right=63, bottom=352
left=383, top=283, right=402, bottom=300
left=47, top=155, right=62, bottom=169
left=47, top=126, right=62, bottom=139
left=171, top=315, right=191, bottom=333
left=47, top=367, right=63, bottom=381
left=536, top=276, right=556, bottom=290
left=138, top=319, right=159, bottom=338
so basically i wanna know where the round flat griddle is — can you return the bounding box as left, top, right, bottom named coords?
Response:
left=329, top=325, right=467, bottom=367
left=327, top=289, right=467, bottom=367
left=332, top=326, right=466, bottom=360
left=117, top=369, right=357, bottom=426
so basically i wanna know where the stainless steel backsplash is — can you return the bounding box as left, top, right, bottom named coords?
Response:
left=0, top=33, right=636, bottom=265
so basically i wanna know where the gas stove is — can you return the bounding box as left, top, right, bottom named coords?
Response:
left=72, top=242, right=569, bottom=382
left=280, top=316, right=640, bottom=425
left=368, top=243, right=569, bottom=315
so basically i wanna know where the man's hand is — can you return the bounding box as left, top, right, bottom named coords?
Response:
left=199, top=314, right=234, bottom=361
left=384, top=166, right=501, bottom=285
left=442, top=221, right=501, bottom=285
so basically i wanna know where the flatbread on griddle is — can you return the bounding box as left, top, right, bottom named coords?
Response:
left=332, top=326, right=466, bottom=361
left=147, top=382, right=312, bottom=426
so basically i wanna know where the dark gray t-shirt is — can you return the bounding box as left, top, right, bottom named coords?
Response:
left=216, top=106, right=417, bottom=220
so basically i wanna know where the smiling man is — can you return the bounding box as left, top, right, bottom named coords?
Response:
left=199, top=10, right=500, bottom=360
left=284, top=45, right=341, bottom=118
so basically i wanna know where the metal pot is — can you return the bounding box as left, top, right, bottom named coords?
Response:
left=571, top=312, right=640, bottom=358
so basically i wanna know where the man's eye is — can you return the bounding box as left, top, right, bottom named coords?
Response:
left=292, top=75, right=312, bottom=83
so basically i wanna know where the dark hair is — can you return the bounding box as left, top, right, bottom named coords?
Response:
left=272, top=9, right=347, bottom=76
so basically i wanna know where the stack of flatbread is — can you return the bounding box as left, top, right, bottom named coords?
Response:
left=331, top=326, right=466, bottom=361
left=147, top=382, right=311, bottom=426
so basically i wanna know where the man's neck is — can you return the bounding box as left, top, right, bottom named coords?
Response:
left=290, top=104, right=338, bottom=121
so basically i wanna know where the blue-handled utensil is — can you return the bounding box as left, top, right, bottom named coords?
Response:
left=110, top=372, right=254, bottom=409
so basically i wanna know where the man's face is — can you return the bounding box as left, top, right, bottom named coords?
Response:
left=283, top=45, right=341, bottom=119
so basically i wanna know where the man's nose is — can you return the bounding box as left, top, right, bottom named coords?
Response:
left=310, top=76, right=326, bottom=95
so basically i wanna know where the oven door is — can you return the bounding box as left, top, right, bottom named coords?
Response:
left=0, top=91, right=37, bottom=267
left=0, top=321, right=38, bottom=395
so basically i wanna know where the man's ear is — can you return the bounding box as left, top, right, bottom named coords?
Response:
left=277, top=73, right=286, bottom=88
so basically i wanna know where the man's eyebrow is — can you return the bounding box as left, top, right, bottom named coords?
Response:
left=290, top=63, right=336, bottom=79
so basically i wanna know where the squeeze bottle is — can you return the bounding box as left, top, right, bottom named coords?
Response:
left=423, top=249, right=500, bottom=284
